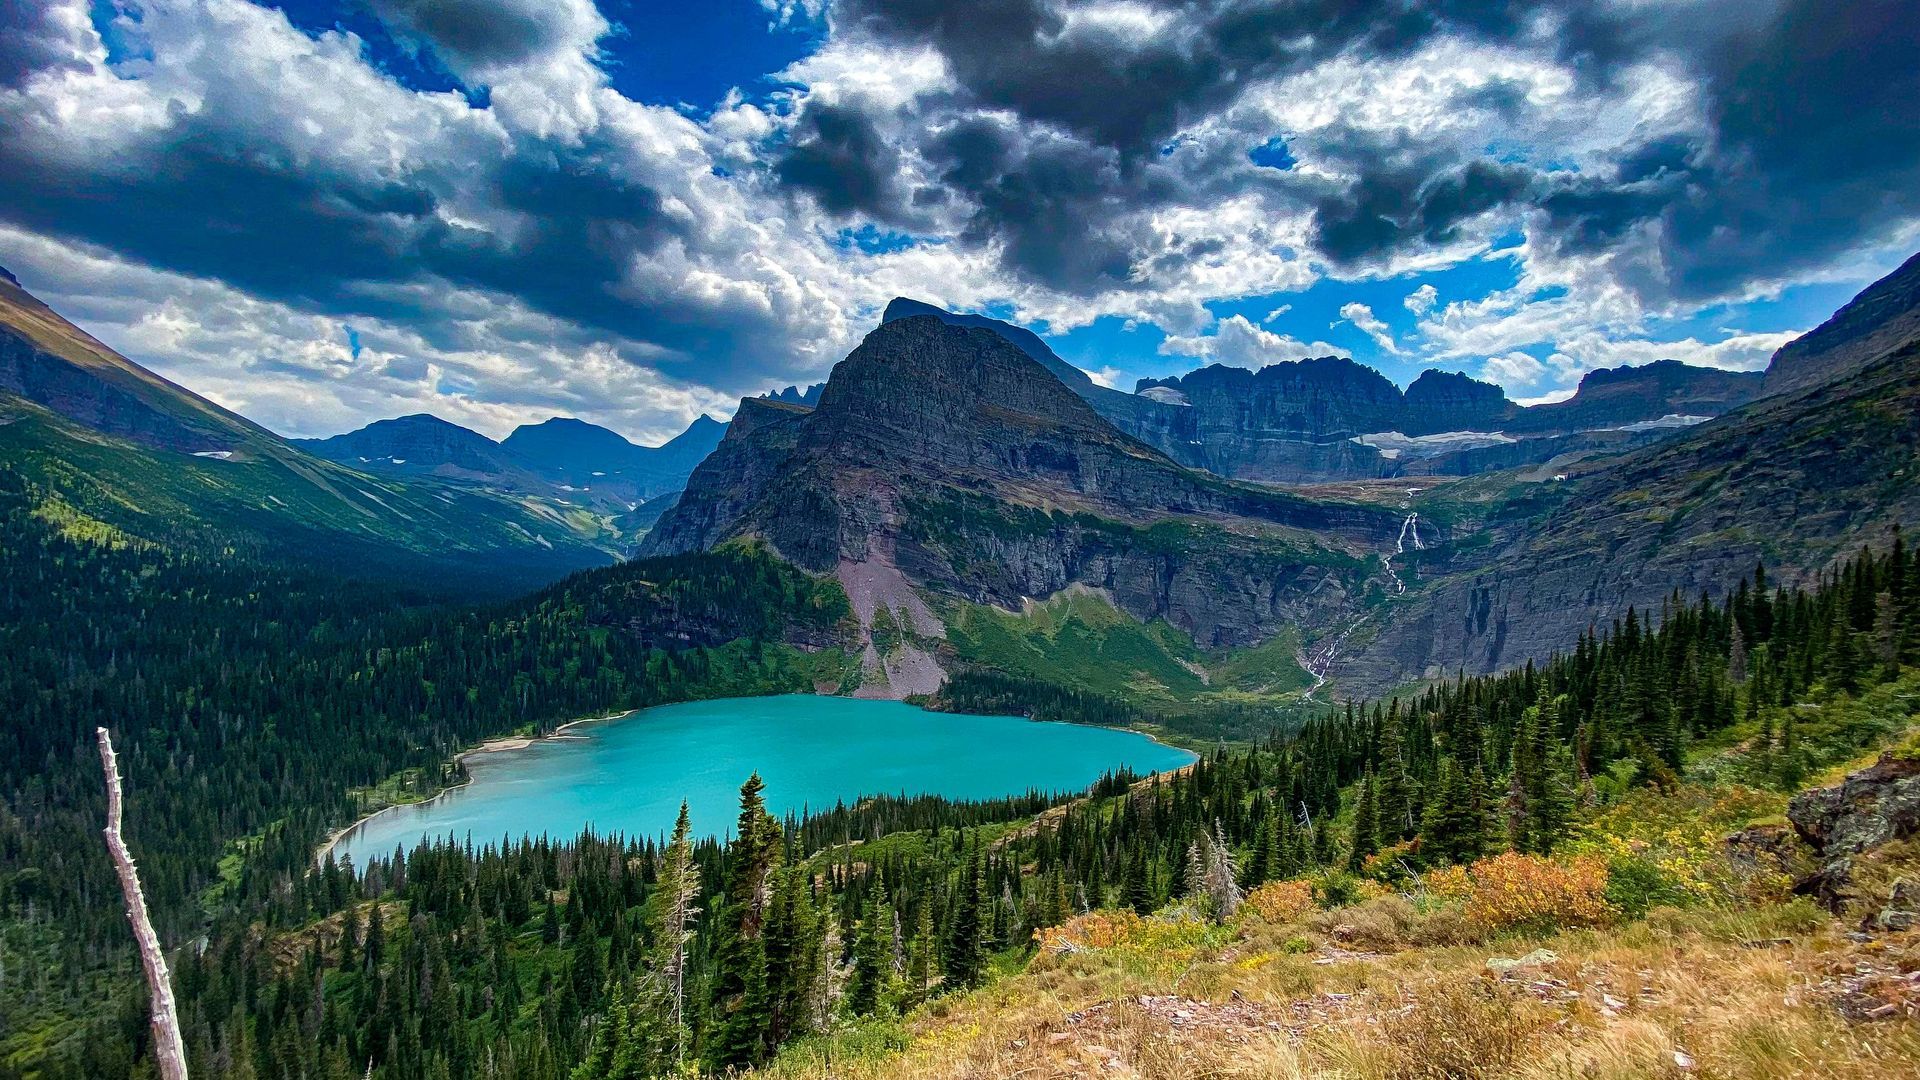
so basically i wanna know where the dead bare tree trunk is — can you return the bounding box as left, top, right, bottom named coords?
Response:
left=97, top=727, right=189, bottom=1080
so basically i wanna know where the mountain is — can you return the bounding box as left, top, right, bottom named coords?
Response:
left=645, top=314, right=1405, bottom=695
left=296, top=409, right=727, bottom=531
left=1765, top=249, right=1920, bottom=397
left=888, top=297, right=1763, bottom=483
left=1339, top=251, right=1920, bottom=692
left=1, top=266, right=270, bottom=455
left=294, top=413, right=547, bottom=487
left=502, top=413, right=726, bottom=500
left=1504, top=360, right=1765, bottom=434
left=0, top=272, right=615, bottom=595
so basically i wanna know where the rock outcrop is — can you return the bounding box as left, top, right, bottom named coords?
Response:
left=1788, top=755, right=1920, bottom=907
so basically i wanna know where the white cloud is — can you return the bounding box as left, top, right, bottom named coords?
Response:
left=1403, top=284, right=1438, bottom=315
left=1160, top=314, right=1341, bottom=369
left=1261, top=304, right=1292, bottom=323
left=1338, top=302, right=1399, bottom=354
left=1480, top=350, right=1547, bottom=388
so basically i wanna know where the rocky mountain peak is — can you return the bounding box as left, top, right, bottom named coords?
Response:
left=811, top=315, right=1117, bottom=447
left=1766, top=248, right=1920, bottom=397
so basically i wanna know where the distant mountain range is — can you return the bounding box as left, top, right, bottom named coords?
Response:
left=295, top=410, right=725, bottom=519
left=0, top=269, right=619, bottom=594
left=888, top=295, right=1765, bottom=483
left=8, top=240, right=1914, bottom=694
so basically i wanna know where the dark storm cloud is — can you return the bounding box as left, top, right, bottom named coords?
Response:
left=785, top=0, right=1568, bottom=290
left=788, top=0, right=1920, bottom=302
left=1654, top=0, right=1920, bottom=297
left=832, top=0, right=1541, bottom=158
left=0, top=99, right=781, bottom=374
left=776, top=103, right=911, bottom=221
left=366, top=0, right=599, bottom=79
left=1314, top=159, right=1538, bottom=264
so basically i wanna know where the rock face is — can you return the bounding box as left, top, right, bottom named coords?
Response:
left=1766, top=249, right=1920, bottom=398
left=1789, top=756, right=1920, bottom=859
left=1505, top=360, right=1763, bottom=434
left=645, top=315, right=1404, bottom=654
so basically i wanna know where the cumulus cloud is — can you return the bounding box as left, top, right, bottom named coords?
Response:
left=1337, top=302, right=1398, bottom=354
left=0, top=0, right=1913, bottom=437
left=1160, top=314, right=1341, bottom=369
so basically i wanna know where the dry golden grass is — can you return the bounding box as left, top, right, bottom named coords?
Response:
left=755, top=904, right=1920, bottom=1080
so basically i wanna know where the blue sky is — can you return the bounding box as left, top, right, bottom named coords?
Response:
left=1, top=1, right=1916, bottom=440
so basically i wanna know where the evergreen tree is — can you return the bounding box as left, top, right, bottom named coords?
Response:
left=707, top=775, right=782, bottom=1070
left=943, top=850, right=987, bottom=990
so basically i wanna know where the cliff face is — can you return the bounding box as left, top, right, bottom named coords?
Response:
left=645, top=316, right=1404, bottom=650
left=0, top=274, right=267, bottom=455
left=1342, top=323, right=1920, bottom=693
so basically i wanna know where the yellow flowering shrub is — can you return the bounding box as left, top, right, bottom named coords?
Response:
left=1420, top=863, right=1472, bottom=900
left=1242, top=880, right=1315, bottom=924
left=1463, top=852, right=1612, bottom=934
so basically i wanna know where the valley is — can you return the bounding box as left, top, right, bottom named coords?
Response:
left=4, top=245, right=1920, bottom=1080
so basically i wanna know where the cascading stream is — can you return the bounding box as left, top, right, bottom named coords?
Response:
left=1298, top=512, right=1422, bottom=701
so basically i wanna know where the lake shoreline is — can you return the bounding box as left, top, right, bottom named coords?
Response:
left=314, top=697, right=1195, bottom=868
left=314, top=711, right=630, bottom=866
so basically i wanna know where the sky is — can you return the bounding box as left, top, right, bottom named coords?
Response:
left=2, top=1, right=1918, bottom=443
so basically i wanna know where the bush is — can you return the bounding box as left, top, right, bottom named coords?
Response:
left=1034, top=909, right=1144, bottom=953
left=1463, top=852, right=1612, bottom=934
left=1419, top=864, right=1472, bottom=901
left=1603, top=853, right=1697, bottom=919
left=1242, top=879, right=1315, bottom=924
left=1312, top=871, right=1383, bottom=909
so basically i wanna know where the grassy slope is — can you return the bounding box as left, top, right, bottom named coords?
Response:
left=753, top=675, right=1920, bottom=1080
left=0, top=393, right=615, bottom=596
left=942, top=589, right=1312, bottom=707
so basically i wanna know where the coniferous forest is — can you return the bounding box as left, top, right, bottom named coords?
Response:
left=8, top=442, right=1919, bottom=1077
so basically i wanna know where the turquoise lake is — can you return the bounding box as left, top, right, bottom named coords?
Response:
left=329, top=695, right=1195, bottom=866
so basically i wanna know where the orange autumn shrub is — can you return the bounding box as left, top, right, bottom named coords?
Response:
left=1034, top=909, right=1145, bottom=953
left=1243, top=880, right=1316, bottom=924
left=1463, top=852, right=1612, bottom=934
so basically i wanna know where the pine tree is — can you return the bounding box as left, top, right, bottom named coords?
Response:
left=1346, top=776, right=1378, bottom=872
left=1417, top=757, right=1490, bottom=866
left=650, top=801, right=700, bottom=1068
left=943, top=849, right=987, bottom=990
left=847, top=890, right=892, bottom=1016
left=904, top=903, right=939, bottom=1008
left=707, top=775, right=783, bottom=1070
